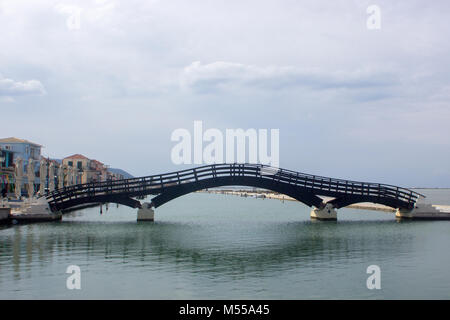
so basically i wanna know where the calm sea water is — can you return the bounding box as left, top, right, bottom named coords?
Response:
left=0, top=189, right=449, bottom=299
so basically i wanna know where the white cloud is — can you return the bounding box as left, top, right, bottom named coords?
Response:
left=180, top=61, right=396, bottom=93
left=54, top=1, right=117, bottom=29
left=0, top=75, right=46, bottom=97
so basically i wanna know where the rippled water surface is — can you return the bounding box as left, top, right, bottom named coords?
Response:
left=1, top=190, right=450, bottom=299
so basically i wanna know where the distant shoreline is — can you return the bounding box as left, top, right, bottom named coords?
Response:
left=197, top=189, right=397, bottom=212
left=411, top=188, right=450, bottom=189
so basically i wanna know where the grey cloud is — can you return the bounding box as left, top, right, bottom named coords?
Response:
left=0, top=0, right=449, bottom=186
left=180, top=61, right=397, bottom=93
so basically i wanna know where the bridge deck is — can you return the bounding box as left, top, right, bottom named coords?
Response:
left=46, top=163, right=423, bottom=212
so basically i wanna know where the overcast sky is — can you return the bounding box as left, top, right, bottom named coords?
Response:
left=1, top=0, right=450, bottom=187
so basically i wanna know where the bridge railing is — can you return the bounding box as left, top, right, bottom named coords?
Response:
left=47, top=163, right=423, bottom=208
left=47, top=164, right=419, bottom=206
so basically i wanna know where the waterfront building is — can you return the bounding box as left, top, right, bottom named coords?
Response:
left=109, top=171, right=125, bottom=180
left=0, top=137, right=42, bottom=164
left=0, top=137, right=43, bottom=196
left=90, top=159, right=109, bottom=181
left=0, top=146, right=15, bottom=195
left=62, top=154, right=120, bottom=183
left=63, top=154, right=91, bottom=184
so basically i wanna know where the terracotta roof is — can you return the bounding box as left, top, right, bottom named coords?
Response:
left=0, top=137, right=42, bottom=147
left=91, top=159, right=104, bottom=165
left=63, top=154, right=89, bottom=160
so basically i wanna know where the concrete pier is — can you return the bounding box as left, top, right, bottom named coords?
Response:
left=310, top=203, right=337, bottom=221
left=396, top=203, right=450, bottom=220
left=7, top=197, right=62, bottom=224
left=10, top=211, right=62, bottom=224
left=137, top=202, right=155, bottom=221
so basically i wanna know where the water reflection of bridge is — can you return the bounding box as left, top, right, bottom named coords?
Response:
left=2, top=220, right=414, bottom=284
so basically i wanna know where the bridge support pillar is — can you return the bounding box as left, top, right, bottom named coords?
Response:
left=310, top=203, right=337, bottom=221
left=137, top=202, right=154, bottom=221
left=396, top=203, right=450, bottom=220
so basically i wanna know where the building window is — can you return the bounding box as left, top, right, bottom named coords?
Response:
left=77, top=161, right=82, bottom=170
left=68, top=161, right=73, bottom=167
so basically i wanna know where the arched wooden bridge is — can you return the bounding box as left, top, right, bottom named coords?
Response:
left=46, top=163, right=423, bottom=213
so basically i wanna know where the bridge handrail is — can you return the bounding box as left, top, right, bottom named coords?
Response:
left=46, top=164, right=421, bottom=199
left=46, top=163, right=424, bottom=208
left=47, top=163, right=422, bottom=196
